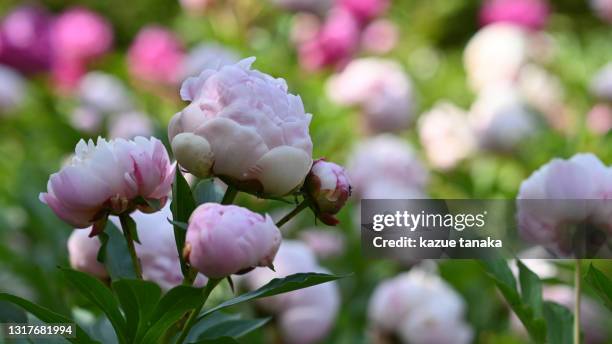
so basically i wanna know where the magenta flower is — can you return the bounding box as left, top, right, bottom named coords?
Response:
left=304, top=159, right=351, bottom=225
left=51, top=8, right=113, bottom=63
left=338, top=0, right=389, bottom=24
left=480, top=0, right=550, bottom=31
left=128, top=26, right=185, bottom=86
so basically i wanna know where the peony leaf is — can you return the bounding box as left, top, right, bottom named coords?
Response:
left=171, top=169, right=197, bottom=277
left=61, top=268, right=128, bottom=344
left=517, top=260, right=543, bottom=318
left=193, top=179, right=223, bottom=205
left=0, top=292, right=99, bottom=344
left=197, top=316, right=270, bottom=340
left=201, top=272, right=348, bottom=317
left=585, top=264, right=612, bottom=311
left=97, top=222, right=137, bottom=281
left=112, top=279, right=162, bottom=343
left=542, top=301, right=573, bottom=344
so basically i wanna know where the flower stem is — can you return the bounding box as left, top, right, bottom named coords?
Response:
left=177, top=278, right=221, bottom=344
left=119, top=214, right=142, bottom=279
left=221, top=185, right=238, bottom=205
left=182, top=267, right=198, bottom=286
left=574, top=259, right=582, bottom=344
left=276, top=200, right=308, bottom=228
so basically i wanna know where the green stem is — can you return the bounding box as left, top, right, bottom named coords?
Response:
left=574, top=259, right=581, bottom=344
left=119, top=214, right=142, bottom=279
left=182, top=267, right=198, bottom=286
left=275, top=201, right=308, bottom=228
left=221, top=185, right=238, bottom=205
left=176, top=278, right=221, bottom=344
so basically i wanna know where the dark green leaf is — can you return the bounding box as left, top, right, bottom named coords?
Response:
left=168, top=219, right=188, bottom=231
left=190, top=337, right=239, bottom=344
left=517, top=260, right=543, bottom=318
left=140, top=285, right=204, bottom=343
left=198, top=316, right=270, bottom=340
left=202, top=272, right=348, bottom=317
left=585, top=264, right=612, bottom=311
left=61, top=269, right=127, bottom=344
left=97, top=222, right=137, bottom=280
left=171, top=169, right=196, bottom=276
left=0, top=300, right=27, bottom=323
left=543, top=301, right=573, bottom=344
left=0, top=293, right=98, bottom=344
left=193, top=179, right=223, bottom=205
left=112, top=279, right=162, bottom=343
left=119, top=215, right=140, bottom=244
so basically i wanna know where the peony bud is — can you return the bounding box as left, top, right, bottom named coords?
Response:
left=479, top=0, right=550, bottom=31
left=184, top=203, right=282, bottom=278
left=169, top=57, right=313, bottom=196
left=304, top=159, right=351, bottom=225
left=40, top=137, right=174, bottom=230
left=128, top=26, right=185, bottom=86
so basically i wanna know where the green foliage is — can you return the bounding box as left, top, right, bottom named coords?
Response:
left=97, top=222, right=137, bottom=280
left=585, top=264, right=612, bottom=311
left=171, top=170, right=197, bottom=277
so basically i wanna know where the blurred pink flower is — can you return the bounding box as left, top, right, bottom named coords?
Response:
left=0, top=6, right=53, bottom=74
left=181, top=42, right=239, bottom=80
left=298, top=8, right=360, bottom=71
left=78, top=71, right=133, bottom=114
left=464, top=24, right=528, bottom=92
left=272, top=0, right=332, bottom=15
left=109, top=111, right=154, bottom=139
left=587, top=104, right=612, bottom=135
left=40, top=137, right=174, bottom=229
left=517, top=153, right=612, bottom=256
left=326, top=58, right=415, bottom=133
left=128, top=26, right=185, bottom=85
left=368, top=268, right=472, bottom=344
left=480, top=0, right=550, bottom=30
left=590, top=63, right=612, bottom=101
left=169, top=57, right=313, bottom=196
left=0, top=65, right=26, bottom=114
left=590, top=0, right=612, bottom=23
left=51, top=8, right=113, bottom=63
left=298, top=228, right=345, bottom=259
left=347, top=135, right=428, bottom=198
left=305, top=159, right=351, bottom=225
left=69, top=106, right=103, bottom=133
left=185, top=203, right=281, bottom=278
left=418, top=102, right=476, bottom=170
left=339, top=0, right=389, bottom=24
left=67, top=229, right=108, bottom=279
left=244, top=241, right=339, bottom=344
left=361, top=19, right=399, bottom=54
left=517, top=64, right=565, bottom=122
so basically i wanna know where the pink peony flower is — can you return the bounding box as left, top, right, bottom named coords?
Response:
left=77, top=72, right=133, bottom=114
left=587, top=104, right=612, bottom=135
left=0, top=65, right=26, bottom=114
left=67, top=228, right=108, bottom=279
left=368, top=268, right=473, bottom=344
left=40, top=137, right=174, bottom=229
left=298, top=8, right=360, bottom=71
left=347, top=135, right=428, bottom=198
left=0, top=6, right=53, bottom=74
left=109, top=111, right=154, bottom=139
left=169, top=57, right=313, bottom=196
left=128, top=26, right=185, bottom=86
left=339, top=0, right=389, bottom=24
left=418, top=102, right=476, bottom=170
left=360, top=19, right=399, bottom=54
left=480, top=0, right=550, bottom=31
left=298, top=228, right=345, bottom=259
left=326, top=58, right=415, bottom=133
left=304, top=159, right=351, bottom=225
left=464, top=24, right=528, bottom=92
left=244, top=241, right=340, bottom=344
left=184, top=203, right=282, bottom=278
left=69, top=106, right=103, bottom=133
left=51, top=8, right=113, bottom=63
left=517, top=153, right=612, bottom=256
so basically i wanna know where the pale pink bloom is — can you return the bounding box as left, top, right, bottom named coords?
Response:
left=339, top=0, right=389, bottom=24
left=326, top=58, right=414, bottom=133
left=368, top=268, right=472, bottom=344
left=78, top=72, right=133, bottom=114
left=51, top=8, right=112, bottom=62
left=244, top=241, right=340, bottom=344
left=361, top=19, right=399, bottom=54
left=169, top=57, right=313, bottom=196
left=591, top=0, right=612, bottom=23
left=298, top=228, right=345, bottom=259
left=51, top=59, right=87, bottom=92
left=69, top=106, right=103, bottom=133
left=40, top=137, right=174, bottom=228
left=587, top=104, right=612, bottom=135
left=517, top=64, right=565, bottom=121
left=347, top=135, right=428, bottom=199
left=68, top=205, right=207, bottom=290
left=517, top=153, right=612, bottom=256
left=67, top=229, right=108, bottom=279
left=181, top=43, right=239, bottom=80
left=298, top=8, right=360, bottom=71
left=185, top=203, right=281, bottom=278
left=109, top=111, right=154, bottom=139
left=272, top=0, right=332, bottom=15
left=418, top=102, right=476, bottom=170
left=469, top=83, right=536, bottom=150
left=290, top=13, right=322, bottom=46
left=128, top=26, right=185, bottom=85
left=0, top=65, right=26, bottom=114
left=590, top=63, right=612, bottom=101
left=304, top=159, right=351, bottom=225
left=480, top=0, right=550, bottom=30
left=464, top=24, right=528, bottom=92
left=179, top=0, right=214, bottom=14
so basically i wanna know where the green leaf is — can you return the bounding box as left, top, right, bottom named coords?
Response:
left=202, top=272, right=347, bottom=317
left=61, top=269, right=127, bottom=344
left=543, top=301, right=573, bottom=344
left=139, top=285, right=204, bottom=344
left=112, top=279, right=162, bottom=343
left=0, top=300, right=27, bottom=323
left=585, top=264, right=612, bottom=311
left=171, top=169, right=197, bottom=276
left=97, top=222, right=137, bottom=280
left=198, top=316, right=270, bottom=340
left=517, top=260, right=543, bottom=318
left=193, top=179, right=223, bottom=205
left=191, top=337, right=239, bottom=344
left=480, top=260, right=546, bottom=343
left=0, top=293, right=98, bottom=344
left=120, top=215, right=140, bottom=244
